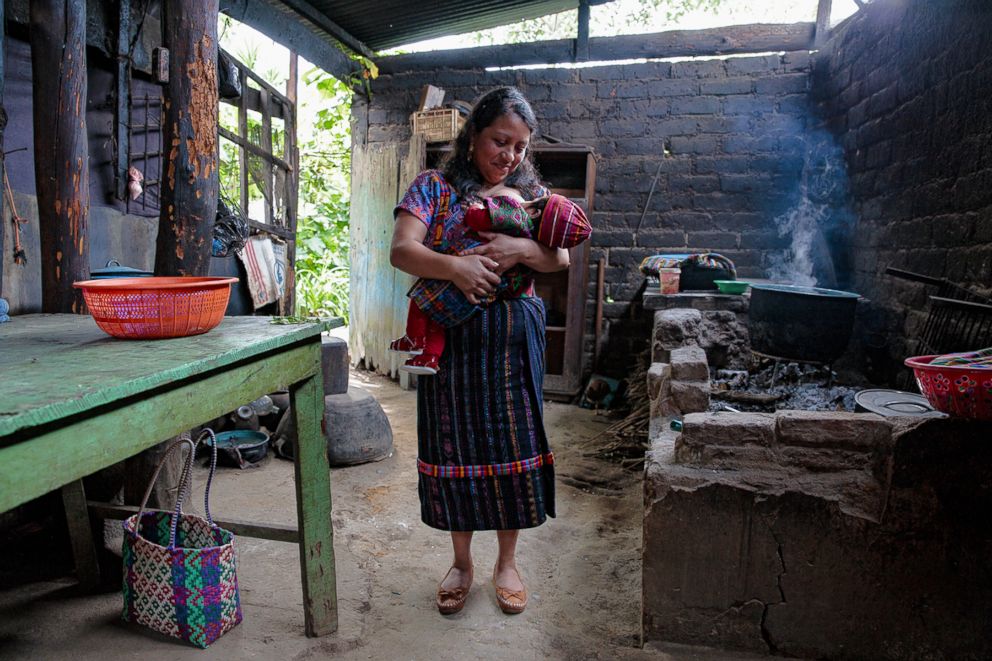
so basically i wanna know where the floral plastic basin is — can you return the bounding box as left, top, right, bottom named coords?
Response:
left=904, top=355, right=992, bottom=420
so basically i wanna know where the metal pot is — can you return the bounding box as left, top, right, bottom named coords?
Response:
left=89, top=259, right=153, bottom=279
left=210, top=429, right=269, bottom=467
left=748, top=284, right=860, bottom=363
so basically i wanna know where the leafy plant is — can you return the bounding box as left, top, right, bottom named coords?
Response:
left=217, top=16, right=354, bottom=323
left=469, top=0, right=725, bottom=46
left=294, top=69, right=353, bottom=322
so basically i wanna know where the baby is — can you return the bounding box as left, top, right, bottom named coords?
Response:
left=390, top=190, right=591, bottom=375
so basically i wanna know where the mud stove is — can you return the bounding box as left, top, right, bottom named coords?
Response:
left=640, top=289, right=991, bottom=659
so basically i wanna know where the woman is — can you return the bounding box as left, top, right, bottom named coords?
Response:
left=390, top=87, right=569, bottom=615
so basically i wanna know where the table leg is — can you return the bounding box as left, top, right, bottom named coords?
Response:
left=61, top=479, right=101, bottom=591
left=291, top=371, right=338, bottom=636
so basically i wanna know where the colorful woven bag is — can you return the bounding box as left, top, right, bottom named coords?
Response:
left=121, top=430, right=243, bottom=647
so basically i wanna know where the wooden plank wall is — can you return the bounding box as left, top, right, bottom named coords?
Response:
left=348, top=136, right=422, bottom=377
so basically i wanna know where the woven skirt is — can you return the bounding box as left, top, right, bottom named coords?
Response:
left=417, top=296, right=556, bottom=531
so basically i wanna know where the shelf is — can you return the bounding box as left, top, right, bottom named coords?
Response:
left=547, top=188, right=586, bottom=200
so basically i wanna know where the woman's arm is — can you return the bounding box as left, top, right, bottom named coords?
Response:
left=390, top=212, right=502, bottom=304
left=462, top=231, right=570, bottom=274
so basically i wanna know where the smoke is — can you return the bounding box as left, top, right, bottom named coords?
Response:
left=767, top=128, right=854, bottom=289
left=769, top=196, right=826, bottom=287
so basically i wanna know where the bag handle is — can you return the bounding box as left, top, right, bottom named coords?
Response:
left=167, top=428, right=222, bottom=548
left=198, top=428, right=219, bottom=528
left=132, top=435, right=196, bottom=537
left=131, top=428, right=222, bottom=548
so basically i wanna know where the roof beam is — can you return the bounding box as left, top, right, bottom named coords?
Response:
left=378, top=22, right=816, bottom=74
left=814, top=0, right=832, bottom=47
left=220, top=0, right=360, bottom=85
left=276, top=0, right=375, bottom=60
left=574, top=0, right=589, bottom=62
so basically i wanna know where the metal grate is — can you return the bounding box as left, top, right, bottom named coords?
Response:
left=126, top=93, right=165, bottom=213
left=885, top=267, right=992, bottom=356
left=917, top=296, right=992, bottom=356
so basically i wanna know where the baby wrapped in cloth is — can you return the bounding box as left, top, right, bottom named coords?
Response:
left=391, top=192, right=591, bottom=375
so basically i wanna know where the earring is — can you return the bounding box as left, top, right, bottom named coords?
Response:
left=468, top=143, right=474, bottom=157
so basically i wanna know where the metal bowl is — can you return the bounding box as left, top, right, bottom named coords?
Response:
left=208, top=429, right=270, bottom=465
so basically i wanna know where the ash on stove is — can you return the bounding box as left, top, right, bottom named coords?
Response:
left=710, top=360, right=860, bottom=412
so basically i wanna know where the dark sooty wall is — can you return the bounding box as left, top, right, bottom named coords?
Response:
left=815, top=0, right=992, bottom=366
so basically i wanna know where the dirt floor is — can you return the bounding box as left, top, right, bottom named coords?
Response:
left=0, top=367, right=772, bottom=661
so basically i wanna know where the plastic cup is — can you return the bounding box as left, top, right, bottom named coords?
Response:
left=659, top=267, right=681, bottom=294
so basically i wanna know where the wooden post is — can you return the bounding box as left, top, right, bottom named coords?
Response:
left=815, top=0, right=833, bottom=47
left=575, top=0, right=590, bottom=62
left=156, top=0, right=220, bottom=276
left=282, top=50, right=299, bottom=315
left=114, top=0, right=132, bottom=201
left=237, top=67, right=249, bottom=215
left=291, top=368, right=338, bottom=635
left=30, top=0, right=90, bottom=313
left=61, top=479, right=101, bottom=590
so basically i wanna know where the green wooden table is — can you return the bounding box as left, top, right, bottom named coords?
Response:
left=0, top=314, right=341, bottom=637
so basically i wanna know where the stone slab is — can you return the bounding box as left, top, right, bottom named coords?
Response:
left=670, top=345, right=709, bottom=382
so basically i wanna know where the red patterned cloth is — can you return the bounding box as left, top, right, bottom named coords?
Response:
left=536, top=193, right=591, bottom=249
left=464, top=193, right=591, bottom=250
left=417, top=452, right=555, bottom=478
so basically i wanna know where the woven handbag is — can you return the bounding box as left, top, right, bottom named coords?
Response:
left=121, top=430, right=243, bottom=647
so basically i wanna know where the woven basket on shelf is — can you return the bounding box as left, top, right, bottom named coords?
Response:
left=411, top=108, right=464, bottom=143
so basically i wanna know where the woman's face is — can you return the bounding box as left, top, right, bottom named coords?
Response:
left=471, top=112, right=531, bottom=187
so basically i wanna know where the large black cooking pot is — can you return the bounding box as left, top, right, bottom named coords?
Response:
left=748, top=284, right=860, bottom=363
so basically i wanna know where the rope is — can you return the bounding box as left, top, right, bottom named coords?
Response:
left=2, top=168, right=27, bottom=265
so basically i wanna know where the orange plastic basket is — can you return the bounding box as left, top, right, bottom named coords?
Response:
left=73, top=276, right=239, bottom=339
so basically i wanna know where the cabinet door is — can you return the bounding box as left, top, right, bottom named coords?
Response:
left=532, top=148, right=595, bottom=400
left=535, top=239, right=590, bottom=398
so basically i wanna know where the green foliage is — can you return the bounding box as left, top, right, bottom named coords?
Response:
left=469, top=0, right=725, bottom=45
left=215, top=17, right=354, bottom=323
left=294, top=69, right=353, bottom=323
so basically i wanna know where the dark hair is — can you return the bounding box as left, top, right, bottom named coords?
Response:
left=441, top=86, right=544, bottom=201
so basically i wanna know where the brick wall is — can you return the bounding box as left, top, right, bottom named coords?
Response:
left=359, top=51, right=816, bottom=376
left=814, top=0, right=992, bottom=364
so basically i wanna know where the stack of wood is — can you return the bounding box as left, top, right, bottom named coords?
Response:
left=577, top=350, right=651, bottom=471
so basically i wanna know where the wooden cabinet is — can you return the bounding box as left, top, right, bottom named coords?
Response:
left=426, top=143, right=596, bottom=400
left=530, top=145, right=596, bottom=400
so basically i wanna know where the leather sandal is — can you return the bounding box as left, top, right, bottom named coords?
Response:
left=436, top=567, right=473, bottom=615
left=492, top=566, right=527, bottom=614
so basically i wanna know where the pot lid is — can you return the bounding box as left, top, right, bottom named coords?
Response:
left=854, top=389, right=946, bottom=417
left=750, top=283, right=860, bottom=298
left=89, top=259, right=153, bottom=278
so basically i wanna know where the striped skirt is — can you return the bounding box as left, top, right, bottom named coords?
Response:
left=417, top=296, right=556, bottom=531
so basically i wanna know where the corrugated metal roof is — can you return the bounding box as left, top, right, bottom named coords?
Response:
left=298, top=0, right=595, bottom=52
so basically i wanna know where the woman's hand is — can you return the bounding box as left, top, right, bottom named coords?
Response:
left=450, top=254, right=501, bottom=304
left=391, top=212, right=501, bottom=304
left=463, top=232, right=569, bottom=274
left=462, top=233, right=529, bottom=274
